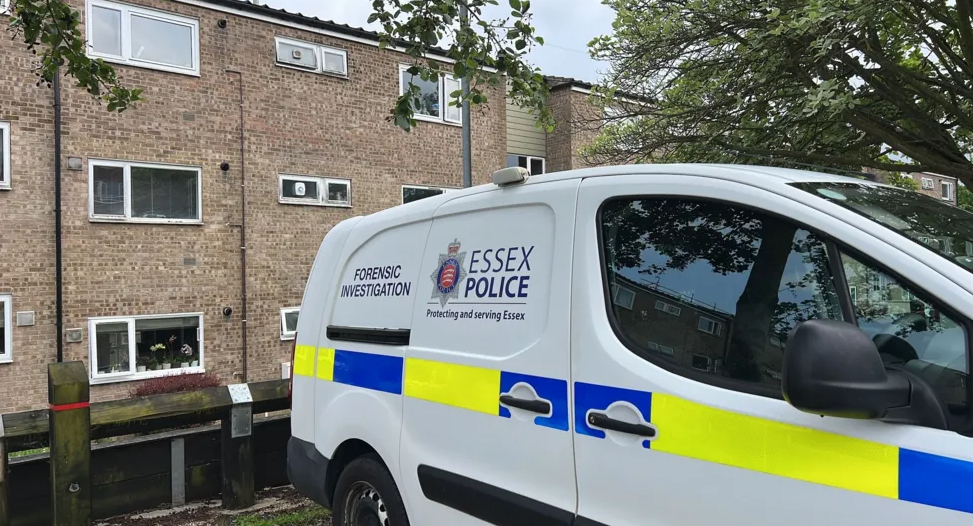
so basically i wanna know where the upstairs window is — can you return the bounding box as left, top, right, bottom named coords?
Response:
left=275, top=36, right=348, bottom=76
left=921, top=177, right=934, bottom=190
left=87, top=0, right=199, bottom=75
left=0, top=121, right=9, bottom=189
left=399, top=65, right=462, bottom=125
left=89, top=160, right=202, bottom=224
left=942, top=181, right=954, bottom=201
left=278, top=174, right=351, bottom=207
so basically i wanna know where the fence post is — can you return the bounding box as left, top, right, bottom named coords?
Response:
left=48, top=362, right=91, bottom=526
left=222, top=384, right=254, bottom=510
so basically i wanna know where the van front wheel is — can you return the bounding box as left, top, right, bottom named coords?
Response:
left=332, top=454, right=410, bottom=526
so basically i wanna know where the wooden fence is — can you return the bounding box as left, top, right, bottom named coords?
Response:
left=0, top=362, right=292, bottom=526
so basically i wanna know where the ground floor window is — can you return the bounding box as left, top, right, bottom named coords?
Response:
left=506, top=154, right=545, bottom=175
left=281, top=307, right=299, bottom=340
left=88, top=313, right=203, bottom=383
left=402, top=184, right=455, bottom=204
left=0, top=294, right=11, bottom=362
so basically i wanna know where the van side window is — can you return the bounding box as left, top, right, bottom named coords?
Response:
left=841, top=252, right=970, bottom=426
left=600, top=198, right=844, bottom=395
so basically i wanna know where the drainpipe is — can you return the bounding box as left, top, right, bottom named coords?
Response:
left=54, top=69, right=64, bottom=363
left=227, top=69, right=248, bottom=382
left=460, top=3, right=472, bottom=188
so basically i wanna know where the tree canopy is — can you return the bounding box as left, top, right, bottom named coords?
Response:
left=587, top=0, right=973, bottom=188
left=5, top=0, right=550, bottom=130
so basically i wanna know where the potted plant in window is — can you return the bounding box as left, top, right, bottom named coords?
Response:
left=181, top=344, right=198, bottom=368
left=147, top=357, right=159, bottom=371
left=136, top=355, right=150, bottom=373
left=152, top=339, right=173, bottom=370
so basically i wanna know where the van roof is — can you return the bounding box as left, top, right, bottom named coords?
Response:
left=387, top=163, right=883, bottom=217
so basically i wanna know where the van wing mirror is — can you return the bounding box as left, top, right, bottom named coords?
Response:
left=781, top=319, right=947, bottom=429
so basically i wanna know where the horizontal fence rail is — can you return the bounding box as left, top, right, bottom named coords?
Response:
left=0, top=362, right=292, bottom=526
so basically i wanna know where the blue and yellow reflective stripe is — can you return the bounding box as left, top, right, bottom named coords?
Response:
left=574, top=381, right=973, bottom=514
left=294, top=349, right=972, bottom=514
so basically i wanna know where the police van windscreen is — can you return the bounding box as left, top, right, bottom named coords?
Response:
left=791, top=181, right=973, bottom=274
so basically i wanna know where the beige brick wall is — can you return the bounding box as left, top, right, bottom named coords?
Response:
left=0, top=0, right=505, bottom=412
left=910, top=172, right=959, bottom=206
left=546, top=87, right=605, bottom=173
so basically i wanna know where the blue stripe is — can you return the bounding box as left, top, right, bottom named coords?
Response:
left=574, top=381, right=653, bottom=449
left=899, top=447, right=973, bottom=514
left=332, top=349, right=403, bottom=395
left=499, top=371, right=569, bottom=431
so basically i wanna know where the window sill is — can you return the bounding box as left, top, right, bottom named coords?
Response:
left=0, top=185, right=10, bottom=191
left=275, top=62, right=349, bottom=80
left=0, top=356, right=12, bottom=364
left=278, top=199, right=352, bottom=208
left=412, top=113, right=462, bottom=128
left=89, top=216, right=204, bottom=225
left=90, top=365, right=204, bottom=385
left=281, top=334, right=296, bottom=341
left=88, top=54, right=201, bottom=78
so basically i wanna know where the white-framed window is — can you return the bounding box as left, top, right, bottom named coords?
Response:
left=654, top=300, right=681, bottom=317
left=942, top=181, right=954, bottom=200
left=398, top=64, right=462, bottom=125
left=612, top=285, right=636, bottom=310
left=0, top=0, right=9, bottom=14
left=506, top=154, right=545, bottom=175
left=280, top=307, right=299, bottom=340
left=274, top=36, right=348, bottom=76
left=402, top=184, right=456, bottom=204
left=697, top=316, right=722, bottom=336
left=86, top=0, right=200, bottom=76
left=88, top=313, right=203, bottom=384
left=278, top=174, right=351, bottom=207
left=0, top=294, right=11, bottom=363
left=0, top=121, right=10, bottom=189
left=849, top=285, right=858, bottom=305
left=89, top=159, right=202, bottom=223
left=659, top=345, right=674, bottom=356
left=921, top=177, right=934, bottom=190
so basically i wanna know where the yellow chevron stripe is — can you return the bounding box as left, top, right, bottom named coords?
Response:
left=293, top=344, right=316, bottom=377
left=650, top=393, right=899, bottom=498
left=403, top=357, right=501, bottom=415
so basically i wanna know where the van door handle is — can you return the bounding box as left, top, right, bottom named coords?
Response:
left=587, top=412, right=656, bottom=437
left=499, top=395, right=551, bottom=415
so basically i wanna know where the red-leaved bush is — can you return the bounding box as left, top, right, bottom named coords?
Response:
left=130, top=372, right=223, bottom=398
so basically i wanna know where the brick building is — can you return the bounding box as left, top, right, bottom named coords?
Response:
left=0, top=0, right=512, bottom=412
left=505, top=75, right=609, bottom=175
left=908, top=172, right=959, bottom=205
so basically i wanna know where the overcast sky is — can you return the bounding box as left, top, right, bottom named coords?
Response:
left=263, top=0, right=615, bottom=82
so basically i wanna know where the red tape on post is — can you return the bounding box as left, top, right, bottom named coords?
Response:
left=49, top=401, right=90, bottom=412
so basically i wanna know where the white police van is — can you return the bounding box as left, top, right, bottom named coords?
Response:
left=287, top=164, right=973, bottom=526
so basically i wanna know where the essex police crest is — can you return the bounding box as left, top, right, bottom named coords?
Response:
left=430, top=238, right=466, bottom=307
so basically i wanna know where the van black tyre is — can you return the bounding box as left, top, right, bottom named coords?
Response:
left=332, top=454, right=411, bottom=526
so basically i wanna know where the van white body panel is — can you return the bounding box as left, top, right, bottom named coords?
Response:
left=288, top=164, right=973, bottom=526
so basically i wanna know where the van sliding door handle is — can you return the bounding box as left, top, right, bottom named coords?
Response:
left=499, top=395, right=551, bottom=415
left=587, top=412, right=656, bottom=437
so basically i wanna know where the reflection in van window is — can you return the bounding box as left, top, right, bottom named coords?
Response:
left=600, top=198, right=843, bottom=393
left=841, top=252, right=969, bottom=423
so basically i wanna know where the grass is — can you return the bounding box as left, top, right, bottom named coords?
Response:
left=232, top=507, right=331, bottom=526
